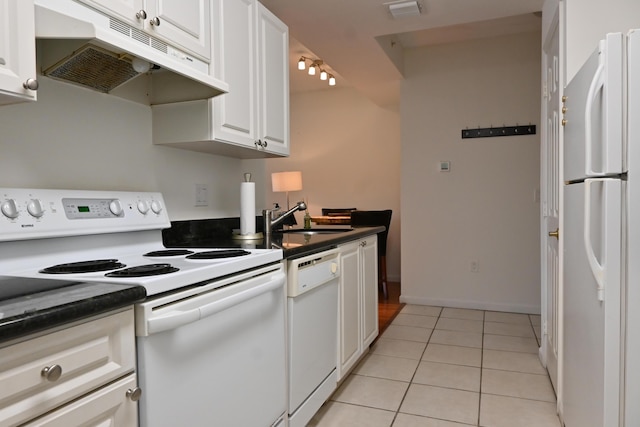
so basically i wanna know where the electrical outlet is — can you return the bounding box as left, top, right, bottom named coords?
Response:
left=470, top=260, right=479, bottom=273
left=195, top=184, right=208, bottom=207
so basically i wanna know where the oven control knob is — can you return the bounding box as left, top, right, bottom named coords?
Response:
left=1, top=199, right=19, bottom=219
left=27, top=199, right=44, bottom=218
left=150, top=200, right=163, bottom=214
left=137, top=200, right=150, bottom=214
left=109, top=199, right=123, bottom=216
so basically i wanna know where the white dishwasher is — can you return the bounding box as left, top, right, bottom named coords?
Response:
left=287, top=248, right=340, bottom=427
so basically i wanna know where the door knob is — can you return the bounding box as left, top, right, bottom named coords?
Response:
left=548, top=228, right=559, bottom=239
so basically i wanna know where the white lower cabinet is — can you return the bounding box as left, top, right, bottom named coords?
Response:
left=337, top=235, right=379, bottom=381
left=0, top=309, right=138, bottom=427
left=23, top=374, right=138, bottom=427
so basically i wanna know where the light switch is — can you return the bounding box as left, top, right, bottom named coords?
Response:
left=439, top=161, right=451, bottom=172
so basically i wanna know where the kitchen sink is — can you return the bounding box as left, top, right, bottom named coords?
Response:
left=280, top=228, right=353, bottom=235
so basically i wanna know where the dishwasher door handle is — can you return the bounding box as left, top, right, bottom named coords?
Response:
left=147, top=272, right=285, bottom=334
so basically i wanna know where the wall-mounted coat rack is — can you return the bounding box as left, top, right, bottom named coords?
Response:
left=461, top=124, right=536, bottom=139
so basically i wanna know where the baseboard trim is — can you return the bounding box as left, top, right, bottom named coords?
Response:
left=398, top=295, right=540, bottom=315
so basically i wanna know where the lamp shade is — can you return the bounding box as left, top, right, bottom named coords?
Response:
left=272, top=171, right=303, bottom=192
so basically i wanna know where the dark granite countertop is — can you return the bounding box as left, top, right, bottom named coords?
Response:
left=0, top=219, right=381, bottom=343
left=163, top=217, right=384, bottom=259
left=0, top=277, right=146, bottom=344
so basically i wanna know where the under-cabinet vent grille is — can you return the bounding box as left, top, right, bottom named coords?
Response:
left=131, top=28, right=150, bottom=45
left=108, top=18, right=167, bottom=54
left=151, top=39, right=168, bottom=54
left=109, top=19, right=129, bottom=37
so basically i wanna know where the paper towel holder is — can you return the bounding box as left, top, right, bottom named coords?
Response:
left=231, top=230, right=263, bottom=240
left=232, top=172, right=264, bottom=240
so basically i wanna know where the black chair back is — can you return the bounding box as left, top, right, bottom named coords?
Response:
left=350, top=210, right=392, bottom=256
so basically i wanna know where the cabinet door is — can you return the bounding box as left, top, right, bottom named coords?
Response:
left=338, top=241, right=361, bottom=381
left=76, top=0, right=145, bottom=27
left=0, top=310, right=135, bottom=426
left=0, top=0, right=37, bottom=105
left=210, top=0, right=258, bottom=147
left=146, top=0, right=211, bottom=60
left=361, top=236, right=379, bottom=348
left=23, top=374, right=138, bottom=427
left=76, top=0, right=210, bottom=60
left=256, top=3, right=289, bottom=156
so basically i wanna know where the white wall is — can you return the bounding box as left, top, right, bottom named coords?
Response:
left=401, top=32, right=542, bottom=313
left=248, top=87, right=402, bottom=281
left=564, top=0, right=640, bottom=82
left=0, top=77, right=258, bottom=221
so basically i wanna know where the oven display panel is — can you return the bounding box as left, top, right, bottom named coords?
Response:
left=63, top=198, right=123, bottom=219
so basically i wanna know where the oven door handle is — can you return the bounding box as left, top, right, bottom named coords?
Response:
left=147, top=272, right=285, bottom=334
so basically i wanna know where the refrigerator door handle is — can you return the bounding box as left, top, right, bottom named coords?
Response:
left=584, top=60, right=605, bottom=177
left=583, top=178, right=605, bottom=301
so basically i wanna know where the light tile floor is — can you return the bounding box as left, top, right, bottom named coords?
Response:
left=308, top=305, right=561, bottom=427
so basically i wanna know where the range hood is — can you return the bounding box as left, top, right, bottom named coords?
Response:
left=34, top=0, right=228, bottom=105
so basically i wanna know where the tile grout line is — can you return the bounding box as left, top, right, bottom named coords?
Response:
left=477, top=309, right=485, bottom=427
left=386, top=306, right=441, bottom=427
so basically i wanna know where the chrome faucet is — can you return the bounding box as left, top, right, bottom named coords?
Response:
left=263, top=201, right=307, bottom=236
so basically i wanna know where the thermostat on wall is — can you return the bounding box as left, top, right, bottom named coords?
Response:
left=439, top=161, right=451, bottom=172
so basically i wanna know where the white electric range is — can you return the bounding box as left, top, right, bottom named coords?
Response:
left=0, top=188, right=288, bottom=427
left=0, top=188, right=282, bottom=296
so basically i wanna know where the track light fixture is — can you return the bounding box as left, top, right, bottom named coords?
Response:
left=297, top=57, right=336, bottom=87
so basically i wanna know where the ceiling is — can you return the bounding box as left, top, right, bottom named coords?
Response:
left=259, top=0, right=544, bottom=108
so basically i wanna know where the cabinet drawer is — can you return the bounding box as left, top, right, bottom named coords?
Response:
left=23, top=373, right=138, bottom=427
left=0, top=309, right=135, bottom=426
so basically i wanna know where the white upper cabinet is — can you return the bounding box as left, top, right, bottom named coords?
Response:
left=210, top=0, right=258, bottom=147
left=77, top=0, right=211, bottom=60
left=255, top=2, right=289, bottom=155
left=152, top=0, right=290, bottom=158
left=0, top=0, right=38, bottom=105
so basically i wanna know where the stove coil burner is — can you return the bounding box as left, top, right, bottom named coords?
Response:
left=143, top=249, right=195, bottom=257
left=186, top=249, right=251, bottom=260
left=40, top=259, right=126, bottom=274
left=105, top=263, right=179, bottom=277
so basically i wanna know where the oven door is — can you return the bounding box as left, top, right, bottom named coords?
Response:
left=135, top=263, right=286, bottom=427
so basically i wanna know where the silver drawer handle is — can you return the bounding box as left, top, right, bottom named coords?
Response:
left=41, top=364, right=62, bottom=382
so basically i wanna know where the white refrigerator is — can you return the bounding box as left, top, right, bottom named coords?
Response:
left=562, top=30, right=640, bottom=427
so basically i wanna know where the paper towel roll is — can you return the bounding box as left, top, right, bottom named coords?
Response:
left=240, top=181, right=255, bottom=235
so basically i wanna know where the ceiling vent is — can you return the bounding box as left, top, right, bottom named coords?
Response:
left=387, top=1, right=422, bottom=19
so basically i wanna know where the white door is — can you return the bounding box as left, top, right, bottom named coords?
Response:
left=541, top=8, right=560, bottom=393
